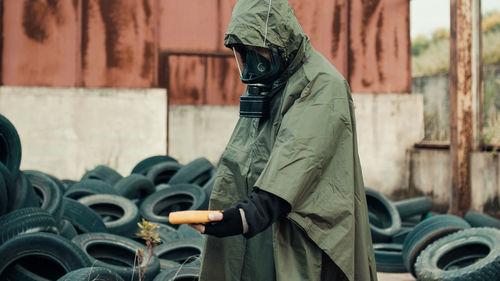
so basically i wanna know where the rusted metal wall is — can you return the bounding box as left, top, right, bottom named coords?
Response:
left=1, top=0, right=410, bottom=94
left=160, top=0, right=410, bottom=105
left=82, top=0, right=158, bottom=88
left=1, top=0, right=158, bottom=88
left=158, top=0, right=243, bottom=105
left=349, top=0, right=411, bottom=93
left=2, top=0, right=81, bottom=86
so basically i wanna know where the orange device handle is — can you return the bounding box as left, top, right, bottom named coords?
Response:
left=168, top=210, right=222, bottom=224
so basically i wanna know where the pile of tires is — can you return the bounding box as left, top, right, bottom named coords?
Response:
left=366, top=187, right=500, bottom=280
left=0, top=113, right=214, bottom=280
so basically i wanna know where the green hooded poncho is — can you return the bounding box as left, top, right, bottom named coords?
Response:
left=200, top=1, right=377, bottom=280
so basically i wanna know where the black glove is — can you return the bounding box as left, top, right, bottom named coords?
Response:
left=204, top=208, right=244, bottom=238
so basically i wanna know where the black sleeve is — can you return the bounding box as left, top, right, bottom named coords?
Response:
left=236, top=189, right=291, bottom=238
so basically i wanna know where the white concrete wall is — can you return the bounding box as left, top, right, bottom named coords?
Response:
left=0, top=87, right=167, bottom=180
left=353, top=93, right=424, bottom=194
left=168, top=105, right=239, bottom=165
left=169, top=93, right=425, bottom=196
left=410, top=148, right=500, bottom=216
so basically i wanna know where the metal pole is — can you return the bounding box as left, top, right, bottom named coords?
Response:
left=472, top=0, right=483, bottom=149
left=449, top=0, right=474, bottom=216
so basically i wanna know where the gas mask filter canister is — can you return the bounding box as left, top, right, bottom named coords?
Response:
left=239, top=84, right=271, bottom=118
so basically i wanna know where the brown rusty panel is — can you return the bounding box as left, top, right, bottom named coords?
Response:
left=168, top=55, right=206, bottom=105
left=159, top=0, right=238, bottom=52
left=2, top=0, right=81, bottom=86
left=205, top=56, right=244, bottom=105
left=289, top=0, right=349, bottom=78
left=82, top=0, right=158, bottom=88
left=348, top=0, right=411, bottom=93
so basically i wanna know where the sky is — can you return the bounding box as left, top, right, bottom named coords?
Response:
left=411, top=0, right=500, bottom=38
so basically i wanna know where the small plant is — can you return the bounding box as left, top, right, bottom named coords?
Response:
left=134, top=219, right=161, bottom=281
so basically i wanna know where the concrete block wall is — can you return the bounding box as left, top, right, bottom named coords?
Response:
left=0, top=87, right=167, bottom=180
left=409, top=148, right=500, bottom=217
left=169, top=93, right=425, bottom=197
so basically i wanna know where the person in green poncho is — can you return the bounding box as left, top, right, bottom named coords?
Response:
left=189, top=0, right=378, bottom=280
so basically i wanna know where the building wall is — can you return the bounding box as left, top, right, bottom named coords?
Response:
left=159, top=0, right=411, bottom=105
left=0, top=86, right=167, bottom=179
left=1, top=0, right=158, bottom=88
left=409, top=148, right=500, bottom=218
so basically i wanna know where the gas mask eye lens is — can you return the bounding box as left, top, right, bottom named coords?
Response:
left=257, top=62, right=266, bottom=72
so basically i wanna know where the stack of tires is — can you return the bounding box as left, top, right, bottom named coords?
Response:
left=366, top=187, right=500, bottom=280
left=0, top=114, right=214, bottom=281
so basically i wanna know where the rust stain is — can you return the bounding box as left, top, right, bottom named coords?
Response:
left=218, top=58, right=230, bottom=102
left=22, top=0, right=52, bottom=42
left=361, top=78, right=371, bottom=87
left=132, top=10, right=139, bottom=35
left=375, top=8, right=385, bottom=83
left=483, top=195, right=500, bottom=219
left=141, top=41, right=154, bottom=79
left=394, top=27, right=399, bottom=59
left=360, top=0, right=380, bottom=49
left=72, top=0, right=78, bottom=11
left=331, top=2, right=342, bottom=58
left=98, top=0, right=133, bottom=68
left=142, top=0, right=151, bottom=20
left=81, top=0, right=89, bottom=69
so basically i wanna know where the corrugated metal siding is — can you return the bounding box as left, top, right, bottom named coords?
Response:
left=161, top=0, right=410, bottom=105
left=82, top=0, right=158, bottom=88
left=349, top=0, right=411, bottom=93
left=2, top=0, right=81, bottom=86
left=1, top=0, right=158, bottom=88
left=0, top=0, right=410, bottom=97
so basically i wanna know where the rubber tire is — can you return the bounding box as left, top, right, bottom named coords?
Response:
left=140, top=184, right=206, bottom=225
left=0, top=114, right=22, bottom=179
left=178, top=224, right=202, bottom=241
left=153, top=265, right=200, bottom=281
left=373, top=243, right=407, bottom=273
left=394, top=196, right=431, bottom=219
left=156, top=238, right=203, bottom=265
left=25, top=170, right=64, bottom=220
left=365, top=187, right=401, bottom=242
left=78, top=194, right=139, bottom=237
left=81, top=165, right=123, bottom=185
left=57, top=267, right=125, bottom=281
left=167, top=157, right=214, bottom=186
left=146, top=161, right=182, bottom=185
left=0, top=169, right=8, bottom=215
left=402, top=214, right=471, bottom=277
left=62, top=197, right=107, bottom=234
left=3, top=264, right=53, bottom=281
left=0, top=163, right=15, bottom=213
left=64, top=179, right=118, bottom=200
left=9, top=171, right=38, bottom=212
left=415, top=227, right=500, bottom=281
left=158, top=223, right=182, bottom=244
left=59, top=219, right=78, bottom=239
left=391, top=226, right=413, bottom=244
left=132, top=155, right=178, bottom=175
left=72, top=232, right=160, bottom=281
left=0, top=207, right=59, bottom=245
left=0, top=232, right=91, bottom=279
left=114, top=174, right=155, bottom=201
left=464, top=211, right=500, bottom=229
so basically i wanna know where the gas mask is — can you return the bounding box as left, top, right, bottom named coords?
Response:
left=232, top=46, right=282, bottom=118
